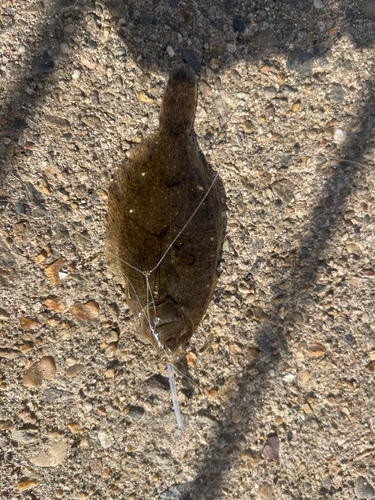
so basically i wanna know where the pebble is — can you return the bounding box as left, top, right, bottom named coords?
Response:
left=355, top=477, right=375, bottom=499
left=231, top=409, right=242, bottom=423
left=66, top=364, right=85, bottom=377
left=247, top=348, right=260, bottom=360
left=113, top=47, right=126, bottom=58
left=186, top=351, right=196, bottom=367
left=362, top=1, right=375, bottom=20
left=346, top=243, right=360, bottom=254
left=263, top=435, right=279, bottom=461
left=264, top=87, right=276, bottom=99
left=18, top=479, right=39, bottom=493
left=314, top=0, right=324, bottom=8
left=71, top=301, right=99, bottom=322
left=333, top=128, right=346, bottom=144
left=45, top=258, right=64, bottom=285
left=244, top=120, right=254, bottom=132
left=105, top=342, right=117, bottom=357
left=81, top=115, right=101, bottom=130
left=216, top=97, right=229, bottom=115
left=255, top=482, right=274, bottom=500
left=233, top=15, right=245, bottom=33
left=30, top=440, right=69, bottom=467
left=337, top=177, right=346, bottom=190
left=12, top=426, right=39, bottom=444
left=0, top=419, right=13, bottom=430
left=98, top=430, right=114, bottom=449
left=23, top=356, right=56, bottom=388
left=127, top=406, right=145, bottom=421
left=330, top=83, right=345, bottom=103
left=45, top=115, right=70, bottom=129
left=166, top=46, right=175, bottom=57
left=19, top=316, right=38, bottom=330
left=45, top=298, right=65, bottom=312
left=308, top=342, right=326, bottom=357
left=299, top=370, right=310, bottom=386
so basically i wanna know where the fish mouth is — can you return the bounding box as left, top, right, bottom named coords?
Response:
left=140, top=297, right=193, bottom=359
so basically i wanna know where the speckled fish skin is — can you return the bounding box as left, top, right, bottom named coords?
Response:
left=106, top=64, right=223, bottom=360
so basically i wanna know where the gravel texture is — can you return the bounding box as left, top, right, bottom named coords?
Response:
left=0, top=0, right=375, bottom=499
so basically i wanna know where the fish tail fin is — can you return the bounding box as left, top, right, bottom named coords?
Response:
left=159, top=64, right=197, bottom=136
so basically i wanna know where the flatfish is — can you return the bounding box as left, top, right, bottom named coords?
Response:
left=106, top=64, right=223, bottom=363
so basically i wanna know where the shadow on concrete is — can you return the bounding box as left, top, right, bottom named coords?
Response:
left=0, top=0, right=374, bottom=498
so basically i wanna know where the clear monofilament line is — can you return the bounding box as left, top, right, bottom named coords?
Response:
left=149, top=172, right=219, bottom=274
left=167, top=362, right=184, bottom=429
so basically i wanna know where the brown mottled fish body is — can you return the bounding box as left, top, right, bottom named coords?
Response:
left=106, top=64, right=223, bottom=360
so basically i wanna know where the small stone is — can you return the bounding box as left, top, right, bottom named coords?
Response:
left=45, top=258, right=64, bottom=285
left=68, top=423, right=83, bottom=433
left=84, top=14, right=97, bottom=33
left=314, top=0, right=324, bottom=8
left=71, top=301, right=99, bottom=322
left=346, top=243, right=360, bottom=254
left=299, top=370, right=310, bottom=386
left=45, top=115, right=70, bottom=129
left=166, top=46, right=175, bottom=57
left=325, top=195, right=333, bottom=207
left=251, top=306, right=268, bottom=321
left=113, top=47, right=126, bottom=57
left=247, top=348, right=260, bottom=360
left=330, top=83, right=345, bottom=103
left=272, top=179, right=295, bottom=202
left=263, top=435, right=279, bottom=461
left=216, top=97, right=229, bottom=115
left=138, top=91, right=153, bottom=103
left=291, top=312, right=303, bottom=324
left=264, top=87, right=276, bottom=99
left=362, top=1, right=375, bottom=20
left=18, top=479, right=39, bottom=492
left=233, top=15, right=245, bottom=32
left=255, top=482, right=274, bottom=500
left=366, top=361, right=375, bottom=373
left=79, top=436, right=89, bottom=448
left=0, top=419, right=13, bottom=430
left=98, top=430, right=114, bottom=449
left=244, top=120, right=254, bottom=132
left=186, top=351, right=196, bottom=367
left=66, top=364, right=85, bottom=377
left=308, top=342, right=326, bottom=357
left=337, top=177, right=346, bottom=190
left=279, top=85, right=298, bottom=97
left=30, top=440, right=69, bottom=467
left=105, top=342, right=117, bottom=357
left=292, top=101, right=301, bottom=113
left=207, top=388, right=218, bottom=398
left=127, top=406, right=145, bottom=421
left=362, top=269, right=375, bottom=276
left=12, top=426, right=38, bottom=444
left=19, top=316, right=38, bottom=330
left=80, top=53, right=96, bottom=70
left=231, top=409, right=242, bottom=423
left=355, top=476, right=375, bottom=499
left=81, top=115, right=101, bottom=130
left=274, top=416, right=283, bottom=426
left=23, top=356, right=56, bottom=387
left=333, top=128, right=346, bottom=144
left=105, top=368, right=115, bottom=378
left=45, top=298, right=65, bottom=312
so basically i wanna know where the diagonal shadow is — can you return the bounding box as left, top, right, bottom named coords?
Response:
left=0, top=0, right=374, bottom=498
left=0, top=0, right=87, bottom=190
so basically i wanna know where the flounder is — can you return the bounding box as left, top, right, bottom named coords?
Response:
left=106, top=64, right=223, bottom=361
